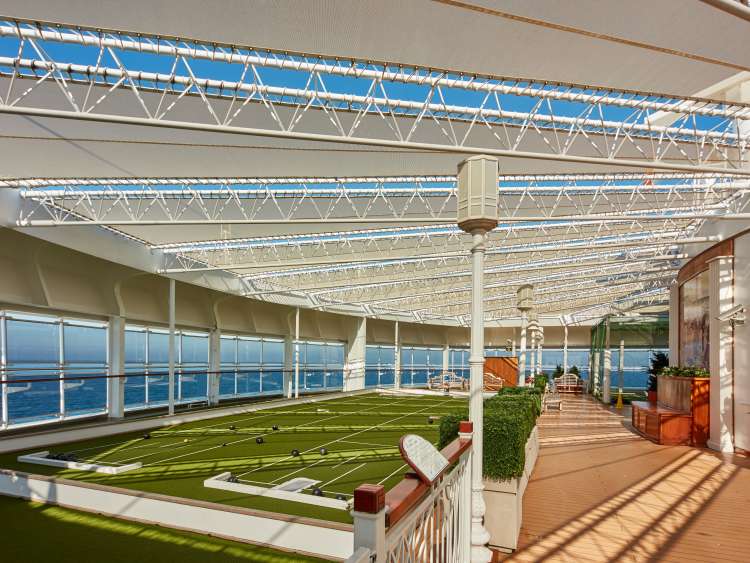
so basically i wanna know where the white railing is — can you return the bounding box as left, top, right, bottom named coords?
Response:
left=347, top=422, right=474, bottom=563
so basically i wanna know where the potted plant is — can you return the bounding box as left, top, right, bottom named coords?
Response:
left=647, top=351, right=669, bottom=402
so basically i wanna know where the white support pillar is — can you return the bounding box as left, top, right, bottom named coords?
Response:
left=529, top=329, right=536, bottom=380
left=602, top=318, right=612, bottom=405
left=394, top=321, right=401, bottom=390
left=344, top=317, right=367, bottom=392
left=208, top=328, right=221, bottom=406
left=562, top=324, right=569, bottom=374
left=518, top=313, right=527, bottom=387
left=0, top=313, right=7, bottom=429
left=168, top=278, right=176, bottom=416
left=511, top=338, right=516, bottom=356
left=468, top=229, right=491, bottom=562
left=516, top=286, right=533, bottom=387
left=284, top=334, right=294, bottom=398
left=294, top=307, right=300, bottom=399
left=456, top=154, right=497, bottom=563
left=536, top=326, right=543, bottom=377
left=58, top=319, right=65, bottom=418
left=669, top=284, right=680, bottom=366
left=443, top=343, right=450, bottom=373
left=107, top=316, right=125, bottom=419
left=708, top=255, right=734, bottom=453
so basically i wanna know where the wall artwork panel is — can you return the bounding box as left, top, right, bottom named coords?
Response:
left=679, top=270, right=710, bottom=369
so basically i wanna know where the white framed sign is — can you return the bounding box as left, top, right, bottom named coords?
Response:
left=399, top=434, right=449, bottom=484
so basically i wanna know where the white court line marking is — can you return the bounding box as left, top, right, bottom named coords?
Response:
left=234, top=396, right=417, bottom=478
left=331, top=451, right=364, bottom=471
left=271, top=456, right=329, bottom=484
left=339, top=439, right=398, bottom=449
left=140, top=394, right=408, bottom=467
left=377, top=463, right=409, bottom=485
left=320, top=462, right=368, bottom=488
left=71, top=395, right=374, bottom=458
left=236, top=396, right=454, bottom=478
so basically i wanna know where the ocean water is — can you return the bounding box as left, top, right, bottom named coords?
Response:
left=2, top=363, right=649, bottom=428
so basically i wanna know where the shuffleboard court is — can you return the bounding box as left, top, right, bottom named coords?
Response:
left=0, top=392, right=467, bottom=523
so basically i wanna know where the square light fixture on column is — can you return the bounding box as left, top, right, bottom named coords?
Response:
left=517, top=284, right=534, bottom=312
left=457, top=155, right=499, bottom=233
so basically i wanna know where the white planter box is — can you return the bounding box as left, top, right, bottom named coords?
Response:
left=483, top=425, right=539, bottom=552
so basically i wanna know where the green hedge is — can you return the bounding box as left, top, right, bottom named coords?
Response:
left=496, top=386, right=542, bottom=416
left=534, top=374, right=548, bottom=393
left=659, top=366, right=709, bottom=378
left=438, top=391, right=539, bottom=480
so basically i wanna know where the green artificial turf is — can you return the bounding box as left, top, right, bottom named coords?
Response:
left=0, top=392, right=467, bottom=524
left=0, top=495, right=328, bottom=562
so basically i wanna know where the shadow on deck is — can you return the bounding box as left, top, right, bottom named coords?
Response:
left=493, top=395, right=750, bottom=562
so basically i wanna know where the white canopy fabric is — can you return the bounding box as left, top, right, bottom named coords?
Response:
left=0, top=2, right=748, bottom=325
left=1, top=0, right=747, bottom=93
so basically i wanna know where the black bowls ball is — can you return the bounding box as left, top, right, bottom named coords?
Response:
left=312, top=487, right=323, bottom=496
left=291, top=449, right=300, bottom=457
left=143, top=433, right=151, bottom=439
left=428, top=418, right=434, bottom=424
left=256, top=437, right=264, bottom=444
left=272, top=425, right=279, bottom=431
left=229, top=425, right=236, bottom=431
left=319, top=447, right=328, bottom=455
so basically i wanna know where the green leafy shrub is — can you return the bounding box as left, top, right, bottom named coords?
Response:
left=569, top=365, right=580, bottom=376
left=659, top=366, right=709, bottom=378
left=439, top=393, right=539, bottom=480
left=648, top=351, right=669, bottom=391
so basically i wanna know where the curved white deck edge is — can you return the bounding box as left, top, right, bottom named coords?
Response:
left=0, top=469, right=352, bottom=560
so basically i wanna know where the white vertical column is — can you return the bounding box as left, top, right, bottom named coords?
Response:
left=168, top=278, right=176, bottom=416
left=294, top=307, right=300, bottom=399
left=394, top=321, right=401, bottom=389
left=511, top=338, right=516, bottom=355
left=669, top=284, right=679, bottom=366
left=344, top=317, right=367, bottom=392
left=284, top=334, right=294, bottom=398
left=456, top=154, right=496, bottom=562
left=562, top=323, right=569, bottom=374
left=107, top=316, right=126, bottom=419
left=529, top=329, right=536, bottom=380
left=536, top=326, right=543, bottom=377
left=58, top=318, right=65, bottom=419
left=1, top=312, right=8, bottom=428
left=469, top=230, right=491, bottom=562
left=708, top=255, right=734, bottom=453
left=602, top=318, right=611, bottom=404
left=443, top=343, right=450, bottom=373
left=518, top=313, right=527, bottom=386
left=592, top=334, right=601, bottom=397
left=208, top=328, right=221, bottom=406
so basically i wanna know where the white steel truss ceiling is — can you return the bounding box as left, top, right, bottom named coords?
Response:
left=0, top=9, right=748, bottom=327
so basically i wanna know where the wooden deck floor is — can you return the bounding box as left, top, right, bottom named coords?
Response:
left=494, top=395, right=750, bottom=562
